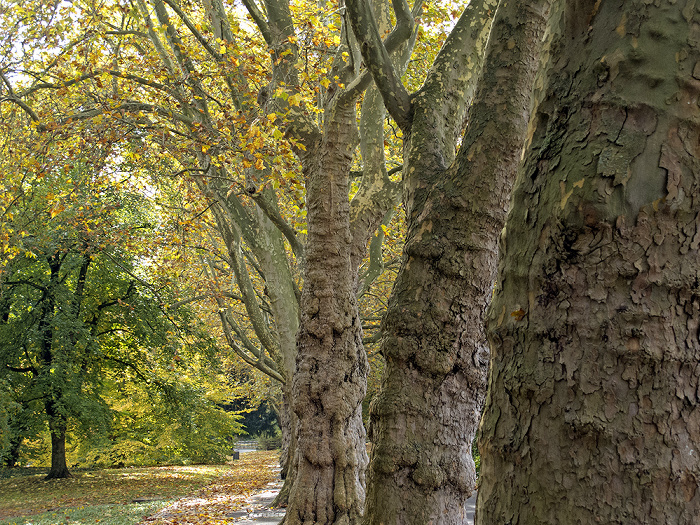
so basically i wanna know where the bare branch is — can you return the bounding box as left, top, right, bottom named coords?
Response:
left=345, top=0, right=414, bottom=130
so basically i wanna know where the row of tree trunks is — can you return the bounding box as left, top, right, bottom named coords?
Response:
left=479, top=0, right=700, bottom=522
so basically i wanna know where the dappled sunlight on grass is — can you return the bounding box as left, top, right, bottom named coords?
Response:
left=0, top=451, right=280, bottom=525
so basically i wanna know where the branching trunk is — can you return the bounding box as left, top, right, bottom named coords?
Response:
left=479, top=1, right=700, bottom=522
left=358, top=0, right=551, bottom=522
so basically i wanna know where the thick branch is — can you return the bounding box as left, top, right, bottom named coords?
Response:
left=241, top=0, right=273, bottom=45
left=345, top=0, right=414, bottom=130
left=250, top=188, right=304, bottom=260
left=418, top=0, right=499, bottom=148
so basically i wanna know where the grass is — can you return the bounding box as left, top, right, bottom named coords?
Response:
left=1, top=501, right=169, bottom=525
left=0, top=451, right=280, bottom=525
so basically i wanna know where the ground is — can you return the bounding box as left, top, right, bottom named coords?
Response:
left=0, top=451, right=279, bottom=525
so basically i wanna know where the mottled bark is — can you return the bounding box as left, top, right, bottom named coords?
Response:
left=479, top=1, right=700, bottom=522
left=362, top=1, right=551, bottom=523
left=285, top=101, right=368, bottom=525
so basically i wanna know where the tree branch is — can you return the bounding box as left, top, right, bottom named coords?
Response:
left=418, top=0, right=499, bottom=148
left=250, top=189, right=304, bottom=260
left=161, top=0, right=221, bottom=60
left=241, top=0, right=273, bottom=45
left=5, top=364, right=37, bottom=374
left=345, top=0, right=414, bottom=130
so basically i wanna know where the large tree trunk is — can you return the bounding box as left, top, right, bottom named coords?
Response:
left=363, top=1, right=551, bottom=523
left=479, top=1, right=700, bottom=522
left=284, top=103, right=368, bottom=525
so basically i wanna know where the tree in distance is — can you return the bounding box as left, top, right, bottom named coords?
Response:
left=0, top=137, right=235, bottom=476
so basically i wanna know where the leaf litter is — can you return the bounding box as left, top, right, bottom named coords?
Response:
left=139, top=451, right=281, bottom=524
left=0, top=451, right=280, bottom=525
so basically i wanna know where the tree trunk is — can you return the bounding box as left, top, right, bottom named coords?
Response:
left=252, top=205, right=301, bottom=508
left=41, top=256, right=71, bottom=480
left=45, top=403, right=71, bottom=479
left=285, top=102, right=368, bottom=525
left=363, top=1, right=550, bottom=523
left=274, top=383, right=298, bottom=508
left=479, top=1, right=700, bottom=522
left=4, top=435, right=22, bottom=468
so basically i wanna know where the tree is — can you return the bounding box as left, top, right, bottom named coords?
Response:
left=0, top=0, right=435, bottom=502
left=1, top=0, right=467, bottom=513
left=0, top=140, right=220, bottom=477
left=478, top=0, right=700, bottom=522
left=342, top=0, right=552, bottom=522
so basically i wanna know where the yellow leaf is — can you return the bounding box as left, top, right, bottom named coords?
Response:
left=50, top=203, right=65, bottom=218
left=510, top=309, right=526, bottom=321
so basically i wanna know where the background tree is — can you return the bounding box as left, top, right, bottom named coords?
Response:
left=0, top=121, right=233, bottom=476
left=479, top=0, right=700, bottom=522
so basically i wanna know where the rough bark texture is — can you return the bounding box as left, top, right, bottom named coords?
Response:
left=285, top=101, right=368, bottom=525
left=479, top=1, right=700, bottom=522
left=363, top=1, right=551, bottom=523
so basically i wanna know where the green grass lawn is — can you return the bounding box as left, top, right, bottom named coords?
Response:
left=0, top=463, right=238, bottom=525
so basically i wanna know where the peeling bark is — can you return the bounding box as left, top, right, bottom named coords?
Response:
left=479, top=1, right=700, bottom=522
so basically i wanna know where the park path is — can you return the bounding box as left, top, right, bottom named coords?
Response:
left=137, top=449, right=282, bottom=524
left=140, top=449, right=476, bottom=524
left=231, top=483, right=476, bottom=525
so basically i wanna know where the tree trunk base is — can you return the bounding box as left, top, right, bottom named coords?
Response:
left=45, top=467, right=73, bottom=480
left=272, top=472, right=291, bottom=507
